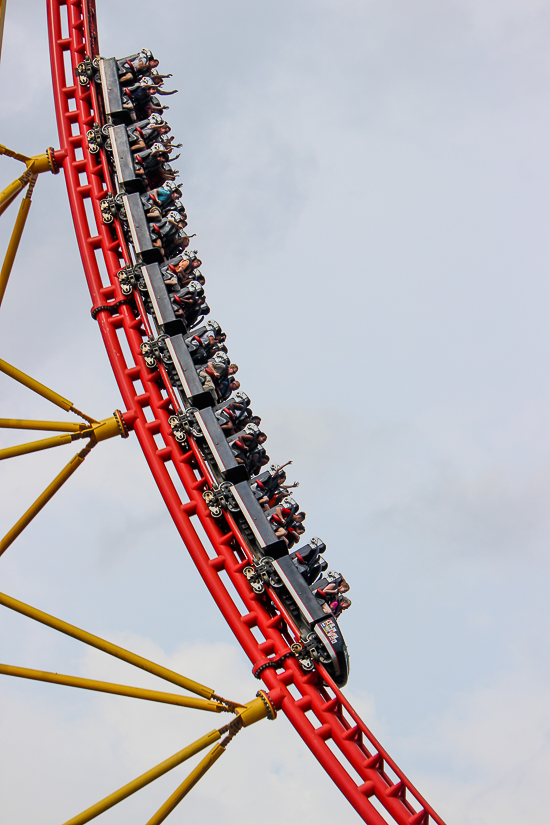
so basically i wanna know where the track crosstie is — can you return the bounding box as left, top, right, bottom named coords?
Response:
left=46, top=2, right=446, bottom=822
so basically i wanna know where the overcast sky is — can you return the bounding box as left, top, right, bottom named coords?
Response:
left=1, top=0, right=550, bottom=823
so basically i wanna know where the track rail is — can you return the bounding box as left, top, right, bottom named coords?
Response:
left=46, top=2, right=446, bottom=823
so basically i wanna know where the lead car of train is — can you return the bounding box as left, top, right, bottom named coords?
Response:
left=84, top=54, right=349, bottom=687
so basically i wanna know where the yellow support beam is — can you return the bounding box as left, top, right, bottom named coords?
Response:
left=0, top=358, right=97, bottom=423
left=0, top=445, right=93, bottom=556
left=0, top=418, right=86, bottom=433
left=0, top=413, right=127, bottom=554
left=0, top=664, right=227, bottom=713
left=145, top=742, right=226, bottom=825
left=0, top=413, right=128, bottom=460
left=0, top=165, right=33, bottom=216
left=146, top=690, right=277, bottom=825
left=0, top=143, right=31, bottom=164
left=61, top=728, right=224, bottom=825
left=0, top=0, right=7, bottom=66
left=0, top=591, right=220, bottom=701
left=0, top=431, right=74, bottom=460
left=60, top=694, right=275, bottom=825
left=0, top=173, right=36, bottom=308
left=0, top=356, right=72, bottom=410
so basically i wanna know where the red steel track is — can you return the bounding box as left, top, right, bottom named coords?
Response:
left=46, top=2, right=446, bottom=823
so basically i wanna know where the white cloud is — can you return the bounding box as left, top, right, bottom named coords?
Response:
left=402, top=670, right=550, bottom=825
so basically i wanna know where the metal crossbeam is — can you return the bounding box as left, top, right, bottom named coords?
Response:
left=0, top=418, right=87, bottom=433
left=0, top=358, right=97, bottom=423
left=0, top=431, right=86, bottom=460
left=0, top=358, right=131, bottom=554
left=62, top=728, right=226, bottom=825
left=0, top=173, right=36, bottom=307
left=60, top=694, right=275, bottom=825
left=145, top=742, right=227, bottom=825
left=0, top=414, right=127, bottom=461
left=0, top=411, right=128, bottom=556
left=0, top=590, right=240, bottom=709
left=0, top=443, right=95, bottom=556
left=0, top=0, right=6, bottom=65
left=0, top=587, right=276, bottom=823
left=0, top=664, right=227, bottom=712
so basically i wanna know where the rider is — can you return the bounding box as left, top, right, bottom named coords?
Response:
left=117, top=49, right=160, bottom=84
